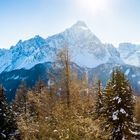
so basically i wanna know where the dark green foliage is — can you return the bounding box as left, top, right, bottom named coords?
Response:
left=103, top=70, right=135, bottom=140
left=0, top=86, right=20, bottom=140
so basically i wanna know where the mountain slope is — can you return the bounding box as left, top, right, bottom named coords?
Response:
left=0, top=36, right=54, bottom=73
left=118, top=43, right=140, bottom=67
left=2, top=62, right=140, bottom=102
left=88, top=63, right=140, bottom=95
left=46, top=21, right=123, bottom=68
left=0, top=62, right=85, bottom=102
left=0, top=21, right=123, bottom=73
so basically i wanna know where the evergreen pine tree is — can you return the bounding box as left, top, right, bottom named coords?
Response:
left=103, top=81, right=114, bottom=127
left=103, top=70, right=135, bottom=140
left=0, top=86, right=20, bottom=140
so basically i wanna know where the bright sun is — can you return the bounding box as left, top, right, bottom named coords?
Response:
left=76, top=0, right=110, bottom=15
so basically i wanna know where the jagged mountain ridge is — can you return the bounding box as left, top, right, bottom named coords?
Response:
left=0, top=21, right=123, bottom=73
left=118, top=43, right=140, bottom=67
left=46, top=21, right=123, bottom=67
left=0, top=36, right=54, bottom=73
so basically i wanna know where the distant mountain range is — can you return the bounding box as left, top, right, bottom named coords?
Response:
left=0, top=21, right=123, bottom=72
left=118, top=43, right=140, bottom=67
left=1, top=21, right=140, bottom=101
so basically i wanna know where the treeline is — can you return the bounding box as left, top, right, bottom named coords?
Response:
left=0, top=47, right=140, bottom=140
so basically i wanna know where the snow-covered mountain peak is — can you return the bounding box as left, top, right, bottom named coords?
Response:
left=10, top=35, right=45, bottom=50
left=119, top=43, right=137, bottom=51
left=71, top=21, right=88, bottom=29
left=0, top=21, right=124, bottom=72
left=46, top=21, right=123, bottom=68
left=0, top=35, right=54, bottom=73
left=118, top=43, right=140, bottom=67
left=63, top=21, right=102, bottom=46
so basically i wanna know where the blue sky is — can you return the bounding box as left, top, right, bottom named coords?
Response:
left=1, top=0, right=140, bottom=48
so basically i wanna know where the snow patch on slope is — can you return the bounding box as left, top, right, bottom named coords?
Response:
left=125, top=69, right=130, bottom=75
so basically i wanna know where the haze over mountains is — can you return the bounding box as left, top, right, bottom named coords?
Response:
left=1, top=21, right=140, bottom=100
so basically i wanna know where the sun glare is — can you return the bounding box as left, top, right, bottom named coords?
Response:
left=75, top=0, right=110, bottom=15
